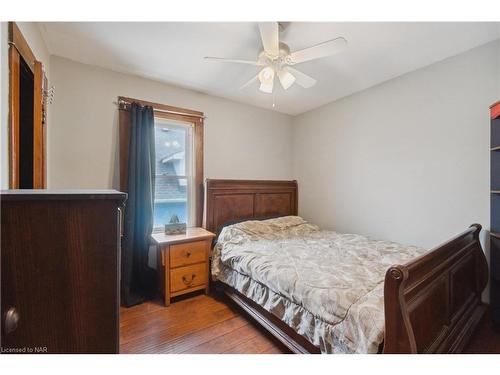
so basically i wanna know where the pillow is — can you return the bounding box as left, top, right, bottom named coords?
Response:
left=212, top=215, right=284, bottom=245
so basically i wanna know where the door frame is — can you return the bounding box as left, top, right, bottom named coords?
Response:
left=8, top=22, right=46, bottom=189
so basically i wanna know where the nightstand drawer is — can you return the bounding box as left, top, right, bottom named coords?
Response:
left=170, top=240, right=207, bottom=268
left=170, top=263, right=206, bottom=292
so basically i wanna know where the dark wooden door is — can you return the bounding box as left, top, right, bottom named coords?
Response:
left=1, top=192, right=125, bottom=353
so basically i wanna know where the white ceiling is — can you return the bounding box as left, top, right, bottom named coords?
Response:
left=38, top=22, right=499, bottom=115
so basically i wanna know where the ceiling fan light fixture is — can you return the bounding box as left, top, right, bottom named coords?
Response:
left=258, top=66, right=275, bottom=93
left=258, top=66, right=274, bottom=83
left=259, top=82, right=273, bottom=93
left=277, top=69, right=296, bottom=90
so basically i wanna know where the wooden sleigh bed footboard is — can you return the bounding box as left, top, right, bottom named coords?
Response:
left=383, top=224, right=488, bottom=353
left=206, top=179, right=489, bottom=354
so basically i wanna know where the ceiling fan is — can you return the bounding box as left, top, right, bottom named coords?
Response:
left=204, top=22, right=347, bottom=94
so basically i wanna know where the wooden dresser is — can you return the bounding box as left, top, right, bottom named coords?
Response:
left=152, top=228, right=215, bottom=306
left=1, top=190, right=126, bottom=353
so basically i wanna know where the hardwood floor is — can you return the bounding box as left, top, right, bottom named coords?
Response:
left=120, top=292, right=288, bottom=354
left=120, top=292, right=500, bottom=354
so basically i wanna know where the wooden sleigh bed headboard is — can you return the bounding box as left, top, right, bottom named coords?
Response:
left=204, top=179, right=298, bottom=235
left=204, top=178, right=489, bottom=354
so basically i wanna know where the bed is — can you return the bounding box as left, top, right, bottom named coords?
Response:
left=205, top=179, right=489, bottom=354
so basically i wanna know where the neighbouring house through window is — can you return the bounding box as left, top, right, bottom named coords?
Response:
left=154, top=118, right=195, bottom=229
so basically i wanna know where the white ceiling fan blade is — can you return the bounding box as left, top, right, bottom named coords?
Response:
left=258, top=22, right=279, bottom=57
left=239, top=74, right=260, bottom=90
left=285, top=67, right=316, bottom=88
left=204, top=56, right=263, bottom=65
left=287, top=37, right=347, bottom=65
left=277, top=69, right=296, bottom=90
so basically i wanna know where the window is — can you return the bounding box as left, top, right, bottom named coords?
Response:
left=118, top=97, right=204, bottom=229
left=153, top=118, right=195, bottom=229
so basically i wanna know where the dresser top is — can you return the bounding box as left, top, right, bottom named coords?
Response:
left=1, top=189, right=127, bottom=201
left=152, top=227, right=215, bottom=245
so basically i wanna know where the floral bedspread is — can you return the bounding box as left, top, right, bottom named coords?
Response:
left=211, top=216, right=427, bottom=353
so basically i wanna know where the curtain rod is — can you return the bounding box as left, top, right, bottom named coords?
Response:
left=116, top=99, right=206, bottom=119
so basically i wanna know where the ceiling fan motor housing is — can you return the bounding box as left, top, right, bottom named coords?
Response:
left=259, top=42, right=291, bottom=64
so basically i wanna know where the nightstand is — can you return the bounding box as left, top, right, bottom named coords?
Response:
left=152, top=227, right=215, bottom=306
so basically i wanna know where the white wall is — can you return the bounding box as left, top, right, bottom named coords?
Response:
left=293, top=41, right=499, bottom=250
left=0, top=22, right=51, bottom=189
left=48, top=56, right=293, bottom=189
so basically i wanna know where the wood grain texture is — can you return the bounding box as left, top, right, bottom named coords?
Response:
left=170, top=263, right=206, bottom=292
left=1, top=190, right=126, bottom=353
left=119, top=294, right=289, bottom=354
left=0, top=189, right=127, bottom=200
left=119, top=293, right=499, bottom=354
left=42, top=74, right=47, bottom=187
left=152, top=227, right=215, bottom=246
left=160, top=247, right=171, bottom=306
left=383, top=224, right=488, bottom=353
left=118, top=96, right=203, bottom=117
left=170, top=240, right=207, bottom=268
left=33, top=60, right=44, bottom=188
left=204, top=179, right=298, bottom=235
left=464, top=308, right=500, bottom=353
left=8, top=22, right=36, bottom=72
left=8, top=45, right=20, bottom=188
left=205, top=179, right=487, bottom=353
left=154, top=229, right=214, bottom=305
left=194, top=117, right=204, bottom=227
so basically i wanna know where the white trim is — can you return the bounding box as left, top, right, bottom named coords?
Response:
left=153, top=117, right=196, bottom=230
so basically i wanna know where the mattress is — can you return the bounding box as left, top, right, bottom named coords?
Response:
left=211, top=216, right=427, bottom=353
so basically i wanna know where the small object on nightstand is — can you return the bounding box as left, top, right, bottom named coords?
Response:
left=164, top=214, right=187, bottom=235
left=152, top=227, right=215, bottom=306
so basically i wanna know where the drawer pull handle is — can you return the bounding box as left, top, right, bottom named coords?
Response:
left=182, top=274, right=196, bottom=285
left=4, top=307, right=20, bottom=335
left=185, top=251, right=192, bottom=258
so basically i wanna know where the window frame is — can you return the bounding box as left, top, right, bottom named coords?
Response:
left=118, top=97, right=204, bottom=230
left=153, top=117, right=195, bottom=230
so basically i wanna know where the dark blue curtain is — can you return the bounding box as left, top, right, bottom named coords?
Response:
left=121, top=103, right=157, bottom=307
